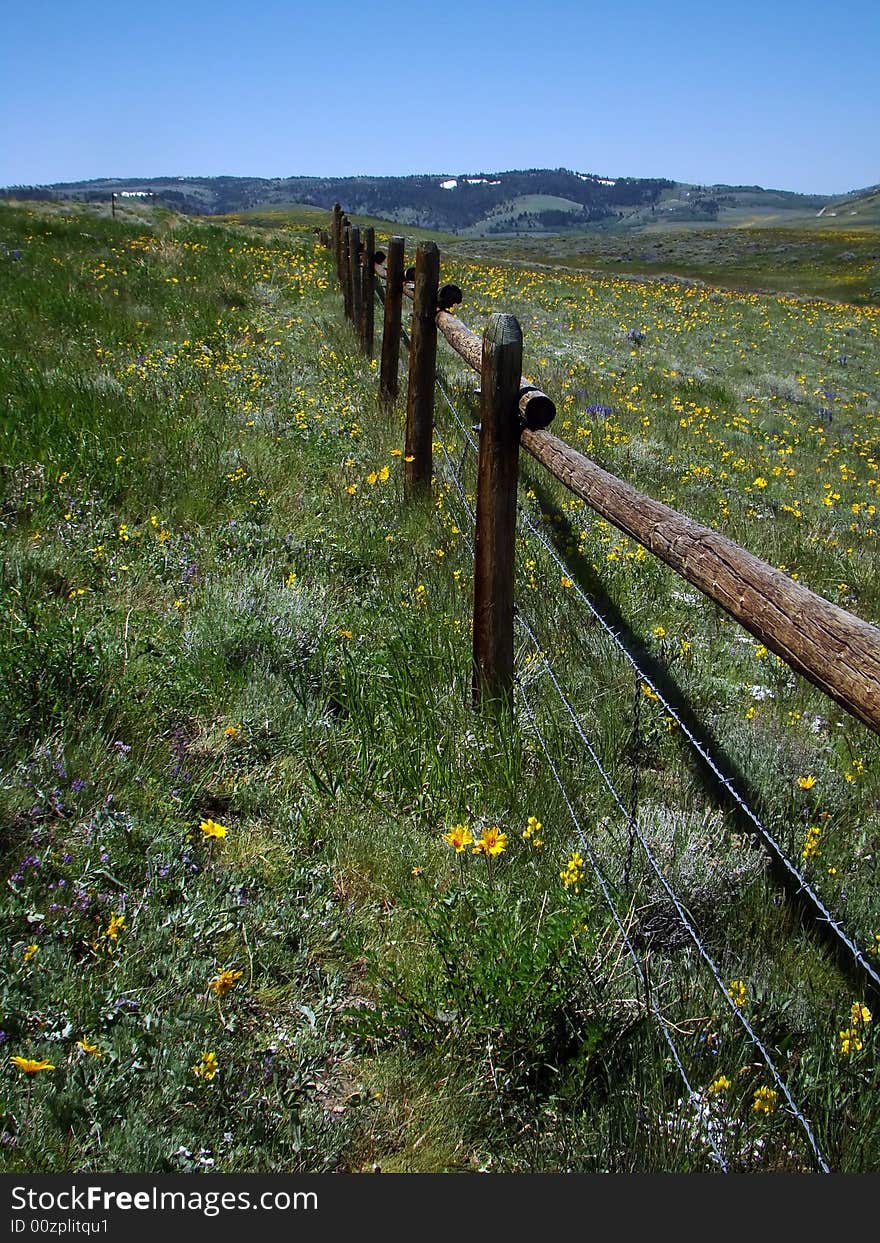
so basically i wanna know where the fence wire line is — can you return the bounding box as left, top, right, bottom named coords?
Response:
left=430, top=372, right=732, bottom=1170
left=347, top=286, right=831, bottom=1168
left=515, top=615, right=830, bottom=1173
left=516, top=682, right=731, bottom=1170
left=432, top=316, right=875, bottom=1011
left=515, top=502, right=880, bottom=997
left=429, top=370, right=829, bottom=1170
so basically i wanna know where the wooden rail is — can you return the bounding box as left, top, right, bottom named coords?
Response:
left=520, top=428, right=880, bottom=733
left=325, top=205, right=880, bottom=732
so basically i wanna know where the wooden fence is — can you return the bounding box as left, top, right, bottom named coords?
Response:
left=327, top=205, right=880, bottom=734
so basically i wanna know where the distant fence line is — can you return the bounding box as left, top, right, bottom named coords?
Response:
left=326, top=204, right=880, bottom=735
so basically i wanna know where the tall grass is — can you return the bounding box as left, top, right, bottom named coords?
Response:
left=0, top=199, right=877, bottom=1173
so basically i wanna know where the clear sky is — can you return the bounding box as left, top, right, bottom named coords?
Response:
left=3, top=0, right=878, bottom=195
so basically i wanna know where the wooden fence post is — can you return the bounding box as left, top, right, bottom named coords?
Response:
left=472, top=313, right=523, bottom=707
left=361, top=227, right=375, bottom=357
left=380, top=236, right=405, bottom=403
left=349, top=226, right=362, bottom=336
left=332, top=204, right=343, bottom=281
left=342, top=226, right=353, bottom=320
left=404, top=242, right=440, bottom=499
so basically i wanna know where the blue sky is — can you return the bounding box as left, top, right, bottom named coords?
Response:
left=3, top=0, right=878, bottom=194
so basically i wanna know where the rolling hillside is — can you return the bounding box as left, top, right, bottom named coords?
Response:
left=0, top=167, right=849, bottom=235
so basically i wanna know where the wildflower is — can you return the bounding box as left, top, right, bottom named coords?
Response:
left=103, top=913, right=126, bottom=943
left=640, top=682, right=659, bottom=701
left=797, top=775, right=815, bottom=790
left=851, top=1003, right=872, bottom=1027
left=728, top=979, right=747, bottom=1007
left=472, top=827, right=508, bottom=857
left=839, top=1027, right=863, bottom=1056
left=707, top=1075, right=731, bottom=1096
left=10, top=1056, right=55, bottom=1075
left=345, top=484, right=357, bottom=495
left=192, top=1051, right=219, bottom=1081
left=523, top=816, right=544, bottom=847
left=199, top=818, right=229, bottom=839
left=560, top=851, right=585, bottom=891
left=23, top=943, right=38, bottom=963
left=337, top=629, right=353, bottom=640
left=652, top=625, right=667, bottom=639
left=801, top=826, right=822, bottom=861
left=560, top=576, right=573, bottom=589
left=285, top=571, right=297, bottom=587
left=208, top=969, right=243, bottom=997
left=753, top=477, right=768, bottom=489
left=411, top=866, right=423, bottom=878
left=752, top=1086, right=777, bottom=1114
left=754, top=644, right=768, bottom=659
left=443, top=824, right=474, bottom=853
left=224, top=725, right=239, bottom=738
left=76, top=1039, right=102, bottom=1057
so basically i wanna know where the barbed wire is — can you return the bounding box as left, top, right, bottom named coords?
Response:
left=365, top=278, right=844, bottom=1168
left=430, top=365, right=831, bottom=1172
left=515, top=500, right=880, bottom=997
left=516, top=681, right=731, bottom=1170
left=515, top=623, right=830, bottom=1172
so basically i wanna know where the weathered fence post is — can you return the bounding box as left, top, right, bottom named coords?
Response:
left=404, top=242, right=440, bottom=499
left=361, top=227, right=375, bottom=357
left=332, top=204, right=343, bottom=281
left=380, top=236, right=405, bottom=402
left=342, top=226, right=353, bottom=320
left=349, top=226, right=363, bottom=336
left=472, top=313, right=523, bottom=707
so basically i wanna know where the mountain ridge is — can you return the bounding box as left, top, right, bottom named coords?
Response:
left=1, top=167, right=851, bottom=234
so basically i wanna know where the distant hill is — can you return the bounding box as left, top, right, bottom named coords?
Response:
left=814, top=184, right=880, bottom=227
left=0, top=168, right=846, bottom=235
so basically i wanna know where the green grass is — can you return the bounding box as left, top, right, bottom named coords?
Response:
left=1, top=199, right=878, bottom=1173
left=449, top=225, right=880, bottom=305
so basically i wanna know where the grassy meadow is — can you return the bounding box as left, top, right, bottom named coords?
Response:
left=1, top=198, right=878, bottom=1173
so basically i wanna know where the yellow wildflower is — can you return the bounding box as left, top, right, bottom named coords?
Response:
left=199, top=818, right=229, bottom=839
left=560, top=851, right=585, bottom=891
left=103, top=913, right=126, bottom=942
left=443, top=824, right=474, bottom=853
left=728, top=979, right=747, bottom=1007
left=10, top=1056, right=55, bottom=1075
left=192, top=1051, right=219, bottom=1081
left=752, top=1086, right=777, bottom=1114
left=839, top=1027, right=863, bottom=1056
left=208, top=969, right=243, bottom=997
left=472, top=827, right=508, bottom=857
